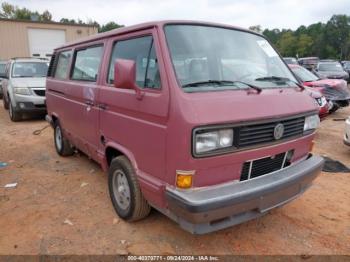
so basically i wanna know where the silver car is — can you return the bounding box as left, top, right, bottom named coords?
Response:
left=2, top=58, right=48, bottom=121
left=0, top=61, right=6, bottom=99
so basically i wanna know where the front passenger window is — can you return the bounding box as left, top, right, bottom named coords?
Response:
left=108, top=36, right=161, bottom=89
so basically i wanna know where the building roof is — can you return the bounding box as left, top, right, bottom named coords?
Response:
left=0, top=18, right=97, bottom=28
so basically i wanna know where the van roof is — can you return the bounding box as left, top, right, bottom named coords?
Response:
left=54, top=20, right=258, bottom=51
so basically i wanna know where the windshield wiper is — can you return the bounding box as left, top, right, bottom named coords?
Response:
left=255, top=76, right=291, bottom=82
left=183, top=80, right=262, bottom=93
left=255, top=76, right=305, bottom=91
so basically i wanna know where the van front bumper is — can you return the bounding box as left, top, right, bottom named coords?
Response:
left=165, top=155, right=324, bottom=234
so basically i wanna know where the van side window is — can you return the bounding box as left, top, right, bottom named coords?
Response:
left=72, top=45, right=103, bottom=82
left=54, top=51, right=72, bottom=79
left=108, top=36, right=161, bottom=89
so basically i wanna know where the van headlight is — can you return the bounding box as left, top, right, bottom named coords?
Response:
left=14, top=87, right=31, bottom=95
left=304, top=115, right=320, bottom=132
left=194, top=129, right=233, bottom=154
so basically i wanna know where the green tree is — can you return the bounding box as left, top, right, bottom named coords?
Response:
left=60, top=18, right=77, bottom=24
left=40, top=10, right=52, bottom=21
left=262, top=28, right=281, bottom=45
left=249, top=25, right=262, bottom=34
left=0, top=2, right=52, bottom=21
left=276, top=31, right=297, bottom=57
left=0, top=2, right=14, bottom=18
left=99, top=21, right=123, bottom=33
left=296, top=34, right=313, bottom=57
left=262, top=15, right=350, bottom=59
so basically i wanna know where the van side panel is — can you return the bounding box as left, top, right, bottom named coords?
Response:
left=62, top=80, right=100, bottom=159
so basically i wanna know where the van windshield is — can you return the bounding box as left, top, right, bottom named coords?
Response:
left=164, top=25, right=297, bottom=92
left=12, top=62, right=48, bottom=78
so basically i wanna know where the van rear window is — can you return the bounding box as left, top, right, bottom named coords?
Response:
left=72, top=45, right=103, bottom=82
left=54, top=51, right=72, bottom=79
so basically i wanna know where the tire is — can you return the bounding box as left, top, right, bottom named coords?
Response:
left=329, top=103, right=339, bottom=114
left=8, top=99, right=21, bottom=122
left=3, top=95, right=9, bottom=110
left=54, top=121, right=74, bottom=156
left=108, top=156, right=151, bottom=221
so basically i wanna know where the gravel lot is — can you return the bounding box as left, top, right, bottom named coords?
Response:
left=0, top=102, right=349, bottom=255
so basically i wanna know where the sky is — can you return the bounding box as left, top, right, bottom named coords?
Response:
left=5, top=0, right=350, bottom=30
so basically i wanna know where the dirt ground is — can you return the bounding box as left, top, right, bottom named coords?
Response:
left=0, top=103, right=349, bottom=256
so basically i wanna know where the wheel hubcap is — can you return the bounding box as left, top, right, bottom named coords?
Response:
left=55, top=126, right=62, bottom=151
left=113, top=170, right=131, bottom=210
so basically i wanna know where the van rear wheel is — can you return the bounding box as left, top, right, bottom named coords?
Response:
left=54, top=121, right=74, bottom=156
left=108, top=156, right=151, bottom=221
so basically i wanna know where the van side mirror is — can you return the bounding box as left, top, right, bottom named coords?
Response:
left=114, top=59, right=137, bottom=90
left=114, top=59, right=144, bottom=100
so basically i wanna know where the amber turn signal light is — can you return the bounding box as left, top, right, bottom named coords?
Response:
left=310, top=140, right=315, bottom=152
left=176, top=170, right=195, bottom=189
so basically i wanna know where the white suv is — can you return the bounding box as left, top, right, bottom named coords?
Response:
left=2, top=58, right=48, bottom=121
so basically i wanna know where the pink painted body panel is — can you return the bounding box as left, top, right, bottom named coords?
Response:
left=46, top=21, right=318, bottom=210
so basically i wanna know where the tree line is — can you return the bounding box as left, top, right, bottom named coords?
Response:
left=250, top=15, right=350, bottom=60
left=0, top=2, right=123, bottom=33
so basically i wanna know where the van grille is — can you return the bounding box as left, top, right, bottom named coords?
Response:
left=237, top=117, right=304, bottom=148
left=240, top=152, right=288, bottom=181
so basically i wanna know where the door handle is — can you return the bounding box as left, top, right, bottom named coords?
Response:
left=98, top=103, right=107, bottom=110
left=85, top=100, right=94, bottom=106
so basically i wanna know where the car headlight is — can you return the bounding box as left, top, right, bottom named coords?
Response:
left=195, top=129, right=233, bottom=154
left=14, top=87, right=31, bottom=95
left=304, top=115, right=320, bottom=132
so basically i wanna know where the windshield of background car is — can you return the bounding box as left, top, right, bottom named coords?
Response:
left=12, top=62, right=48, bottom=78
left=292, top=66, right=319, bottom=82
left=284, top=58, right=298, bottom=64
left=318, top=62, right=343, bottom=72
left=0, top=63, right=5, bottom=75
left=164, top=25, right=297, bottom=92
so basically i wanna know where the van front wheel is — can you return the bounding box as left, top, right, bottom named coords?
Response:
left=108, top=156, right=151, bottom=221
left=54, top=122, right=74, bottom=156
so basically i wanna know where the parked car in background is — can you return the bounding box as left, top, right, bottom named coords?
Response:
left=315, top=61, right=349, bottom=81
left=46, top=21, right=324, bottom=234
left=344, top=116, right=350, bottom=146
left=298, top=57, right=319, bottom=71
left=0, top=60, right=7, bottom=99
left=342, top=61, right=350, bottom=75
left=289, top=64, right=350, bottom=112
left=2, top=57, right=48, bottom=121
left=283, top=57, right=298, bottom=65
left=304, top=87, right=329, bottom=119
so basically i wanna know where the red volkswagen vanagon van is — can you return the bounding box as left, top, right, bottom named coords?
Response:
left=46, top=21, right=324, bottom=234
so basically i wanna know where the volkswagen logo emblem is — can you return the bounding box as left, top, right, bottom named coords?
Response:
left=274, top=123, right=284, bottom=140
